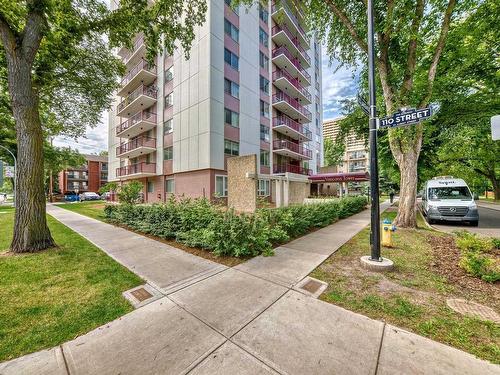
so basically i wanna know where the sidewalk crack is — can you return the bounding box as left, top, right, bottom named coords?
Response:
left=374, top=322, right=386, bottom=375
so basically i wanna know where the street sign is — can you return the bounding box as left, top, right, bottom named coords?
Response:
left=357, top=93, right=369, bottom=115
left=379, top=107, right=432, bottom=129
left=4, top=166, right=14, bottom=178
left=491, top=115, right=500, bottom=140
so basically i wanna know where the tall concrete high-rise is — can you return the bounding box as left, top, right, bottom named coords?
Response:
left=108, top=0, right=323, bottom=203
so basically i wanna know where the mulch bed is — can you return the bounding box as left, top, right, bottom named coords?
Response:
left=428, top=235, right=500, bottom=309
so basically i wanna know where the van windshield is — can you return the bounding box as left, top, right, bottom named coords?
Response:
left=428, top=187, right=472, bottom=201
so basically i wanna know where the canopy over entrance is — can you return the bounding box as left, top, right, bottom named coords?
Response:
left=308, top=172, right=370, bottom=183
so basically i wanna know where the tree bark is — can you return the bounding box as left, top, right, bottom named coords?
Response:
left=393, top=149, right=419, bottom=227
left=5, top=52, right=54, bottom=253
left=491, top=177, right=500, bottom=202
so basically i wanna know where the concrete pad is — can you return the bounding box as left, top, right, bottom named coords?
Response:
left=170, top=269, right=287, bottom=336
left=63, top=298, right=225, bottom=375
left=122, top=283, right=164, bottom=308
left=0, top=347, right=67, bottom=375
left=233, top=290, right=384, bottom=375
left=293, top=276, right=328, bottom=298
left=234, top=247, right=327, bottom=287
left=189, top=341, right=279, bottom=375
left=378, top=325, right=500, bottom=375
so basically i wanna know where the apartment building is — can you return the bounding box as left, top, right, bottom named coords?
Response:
left=108, top=0, right=323, bottom=203
left=58, top=154, right=108, bottom=194
left=323, top=117, right=369, bottom=194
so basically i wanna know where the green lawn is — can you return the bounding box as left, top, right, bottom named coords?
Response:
left=310, top=210, right=500, bottom=364
left=0, top=207, right=142, bottom=362
left=56, top=201, right=107, bottom=220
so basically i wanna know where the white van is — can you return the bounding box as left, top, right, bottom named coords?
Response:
left=421, top=176, right=479, bottom=226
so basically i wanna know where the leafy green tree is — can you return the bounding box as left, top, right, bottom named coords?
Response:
left=323, top=138, right=345, bottom=167
left=0, top=0, right=207, bottom=252
left=118, top=181, right=143, bottom=205
left=309, top=0, right=466, bottom=227
left=44, top=145, right=85, bottom=197
left=99, top=181, right=118, bottom=195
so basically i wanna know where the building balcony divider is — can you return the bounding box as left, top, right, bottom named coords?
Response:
left=272, top=90, right=312, bottom=121
left=272, top=46, right=311, bottom=82
left=116, top=162, right=156, bottom=177
left=272, top=68, right=311, bottom=102
left=273, top=114, right=312, bottom=140
left=120, top=59, right=157, bottom=88
left=271, top=1, right=308, bottom=44
left=116, top=111, right=157, bottom=136
left=273, top=163, right=311, bottom=176
left=116, top=84, right=157, bottom=115
left=271, top=24, right=311, bottom=66
left=273, top=139, right=312, bottom=159
left=116, top=136, right=156, bottom=157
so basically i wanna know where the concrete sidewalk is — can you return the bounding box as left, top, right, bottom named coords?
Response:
left=477, top=201, right=500, bottom=211
left=1, top=203, right=498, bottom=374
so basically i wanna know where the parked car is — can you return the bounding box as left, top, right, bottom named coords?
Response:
left=64, top=192, right=79, bottom=202
left=421, top=176, right=479, bottom=226
left=79, top=192, right=101, bottom=201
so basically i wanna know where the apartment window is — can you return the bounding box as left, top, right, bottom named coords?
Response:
left=259, top=75, right=269, bottom=94
left=258, top=179, right=270, bottom=196
left=165, top=66, right=173, bottom=82
left=165, top=179, right=175, bottom=194
left=224, top=108, right=239, bottom=128
left=215, top=175, right=228, bottom=197
left=147, top=181, right=154, bottom=193
left=165, top=92, right=173, bottom=107
left=163, top=146, right=173, bottom=160
left=259, top=3, right=268, bottom=23
left=164, top=119, right=173, bottom=134
left=224, top=48, right=239, bottom=70
left=260, top=100, right=270, bottom=118
left=260, top=124, right=270, bottom=142
left=224, top=78, right=239, bottom=99
left=259, top=28, right=268, bottom=47
left=224, top=139, right=239, bottom=156
left=260, top=150, right=270, bottom=167
left=259, top=51, right=269, bottom=70
left=224, top=19, right=239, bottom=43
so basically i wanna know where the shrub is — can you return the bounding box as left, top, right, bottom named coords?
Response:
left=455, top=231, right=492, bottom=253
left=117, top=181, right=143, bottom=205
left=492, top=238, right=500, bottom=250
left=103, top=195, right=368, bottom=258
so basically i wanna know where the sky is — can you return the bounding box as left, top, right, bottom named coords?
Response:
left=53, top=47, right=360, bottom=154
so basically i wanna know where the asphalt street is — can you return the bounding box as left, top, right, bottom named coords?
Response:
left=432, top=206, right=500, bottom=237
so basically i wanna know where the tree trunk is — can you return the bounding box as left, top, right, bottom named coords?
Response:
left=492, top=178, right=500, bottom=202
left=7, top=56, right=55, bottom=253
left=393, top=150, right=419, bottom=227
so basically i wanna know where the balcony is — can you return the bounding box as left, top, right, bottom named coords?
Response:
left=272, top=90, right=312, bottom=123
left=271, top=1, right=309, bottom=47
left=116, top=136, right=156, bottom=159
left=116, top=162, right=156, bottom=179
left=116, top=111, right=157, bottom=139
left=273, top=114, right=312, bottom=142
left=272, top=46, right=310, bottom=84
left=117, top=85, right=157, bottom=117
left=119, top=36, right=146, bottom=67
left=273, top=163, right=311, bottom=176
left=117, top=59, right=157, bottom=97
left=272, top=68, right=311, bottom=104
left=273, top=139, right=312, bottom=160
left=272, top=24, right=311, bottom=68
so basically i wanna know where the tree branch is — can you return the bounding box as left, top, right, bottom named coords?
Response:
left=400, top=0, right=424, bottom=102
left=419, top=0, right=456, bottom=107
left=21, top=0, right=48, bottom=64
left=0, top=10, right=19, bottom=57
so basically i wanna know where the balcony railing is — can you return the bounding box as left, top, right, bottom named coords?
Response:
left=116, top=136, right=156, bottom=156
left=272, top=46, right=311, bottom=82
left=120, top=59, right=156, bottom=88
left=271, top=1, right=308, bottom=42
left=273, top=139, right=312, bottom=158
left=116, top=162, right=156, bottom=177
left=271, top=24, right=311, bottom=65
left=273, top=163, right=311, bottom=176
left=273, top=90, right=312, bottom=121
left=116, top=111, right=157, bottom=135
left=273, top=114, right=312, bottom=139
left=117, top=85, right=157, bottom=114
left=272, top=68, right=311, bottom=102
left=122, top=36, right=145, bottom=63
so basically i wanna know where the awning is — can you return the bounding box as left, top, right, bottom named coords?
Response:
left=308, top=172, right=370, bottom=183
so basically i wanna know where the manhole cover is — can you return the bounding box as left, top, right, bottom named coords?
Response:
left=447, top=299, right=500, bottom=323
left=301, top=280, right=323, bottom=294
left=131, top=288, right=153, bottom=302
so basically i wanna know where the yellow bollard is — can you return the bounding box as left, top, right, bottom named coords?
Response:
left=381, top=219, right=395, bottom=247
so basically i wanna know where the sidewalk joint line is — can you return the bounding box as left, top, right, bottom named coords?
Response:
left=374, top=322, right=386, bottom=375
left=60, top=345, right=71, bottom=375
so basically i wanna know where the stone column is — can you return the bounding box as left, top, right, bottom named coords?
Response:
left=227, top=155, right=257, bottom=212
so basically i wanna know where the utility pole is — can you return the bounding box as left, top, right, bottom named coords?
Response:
left=0, top=144, right=17, bottom=208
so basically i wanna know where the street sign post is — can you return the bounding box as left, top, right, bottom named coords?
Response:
left=379, top=107, right=432, bottom=129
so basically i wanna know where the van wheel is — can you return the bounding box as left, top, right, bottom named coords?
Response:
left=470, top=221, right=479, bottom=227
left=428, top=219, right=435, bottom=225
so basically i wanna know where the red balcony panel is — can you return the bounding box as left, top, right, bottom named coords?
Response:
left=273, top=114, right=312, bottom=140
left=273, top=139, right=312, bottom=159
left=117, top=111, right=157, bottom=136
left=272, top=46, right=310, bottom=82
left=117, top=85, right=157, bottom=115
left=272, top=68, right=311, bottom=102
left=116, top=162, right=156, bottom=177
left=116, top=136, right=156, bottom=157
left=272, top=90, right=311, bottom=121
left=271, top=1, right=308, bottom=42
left=273, top=163, right=311, bottom=176
left=120, top=59, right=157, bottom=88
left=271, top=24, right=310, bottom=65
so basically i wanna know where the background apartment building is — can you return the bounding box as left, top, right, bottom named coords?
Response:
left=108, top=0, right=322, bottom=203
left=323, top=117, right=369, bottom=194
left=58, top=154, right=108, bottom=194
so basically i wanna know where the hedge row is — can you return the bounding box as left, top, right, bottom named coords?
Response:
left=104, top=195, right=368, bottom=257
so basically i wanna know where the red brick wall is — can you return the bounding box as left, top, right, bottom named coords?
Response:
left=87, top=161, right=101, bottom=193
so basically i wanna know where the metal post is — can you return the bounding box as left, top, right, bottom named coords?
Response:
left=367, top=0, right=381, bottom=261
left=0, top=145, right=17, bottom=208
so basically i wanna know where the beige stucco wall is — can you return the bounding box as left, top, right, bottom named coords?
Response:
left=227, top=155, right=257, bottom=213
left=288, top=181, right=310, bottom=205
